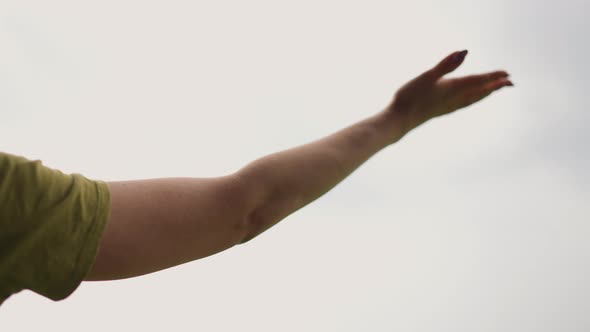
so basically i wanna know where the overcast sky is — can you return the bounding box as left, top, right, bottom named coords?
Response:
left=1, top=1, right=588, bottom=331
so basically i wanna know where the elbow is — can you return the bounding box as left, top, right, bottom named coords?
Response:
left=237, top=208, right=266, bottom=245
left=238, top=230, right=256, bottom=245
left=233, top=171, right=268, bottom=244
left=233, top=170, right=297, bottom=245
left=230, top=172, right=267, bottom=245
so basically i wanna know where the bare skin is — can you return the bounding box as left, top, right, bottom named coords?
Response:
left=86, top=50, right=513, bottom=281
left=391, top=50, right=512, bottom=133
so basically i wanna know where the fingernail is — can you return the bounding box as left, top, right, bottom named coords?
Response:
left=453, top=50, right=468, bottom=63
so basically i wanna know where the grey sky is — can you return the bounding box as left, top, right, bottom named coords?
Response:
left=1, top=1, right=588, bottom=331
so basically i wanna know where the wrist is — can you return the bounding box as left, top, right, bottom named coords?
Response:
left=374, top=107, right=412, bottom=145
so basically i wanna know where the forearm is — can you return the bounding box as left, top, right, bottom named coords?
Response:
left=87, top=50, right=511, bottom=280
left=88, top=108, right=407, bottom=280
left=236, top=108, right=407, bottom=243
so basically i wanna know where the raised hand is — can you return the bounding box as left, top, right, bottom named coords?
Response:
left=387, top=50, right=514, bottom=132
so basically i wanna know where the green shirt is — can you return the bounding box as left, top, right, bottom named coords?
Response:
left=0, top=152, right=111, bottom=305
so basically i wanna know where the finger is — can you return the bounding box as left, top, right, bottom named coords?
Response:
left=458, top=78, right=513, bottom=108
left=423, top=50, right=468, bottom=81
left=456, top=70, right=510, bottom=88
left=482, top=77, right=514, bottom=93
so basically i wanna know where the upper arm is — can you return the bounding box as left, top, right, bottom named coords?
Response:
left=0, top=152, right=110, bottom=303
left=86, top=175, right=253, bottom=281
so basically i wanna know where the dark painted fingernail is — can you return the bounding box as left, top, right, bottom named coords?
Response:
left=453, top=50, right=468, bottom=63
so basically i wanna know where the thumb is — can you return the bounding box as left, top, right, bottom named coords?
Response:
left=425, top=50, right=468, bottom=81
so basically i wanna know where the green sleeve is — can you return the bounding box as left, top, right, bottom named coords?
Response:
left=0, top=152, right=111, bottom=305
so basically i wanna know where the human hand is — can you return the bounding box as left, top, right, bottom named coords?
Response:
left=387, top=50, right=513, bottom=132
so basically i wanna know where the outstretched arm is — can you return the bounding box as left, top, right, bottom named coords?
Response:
left=86, top=50, right=513, bottom=281
left=235, top=50, right=513, bottom=243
